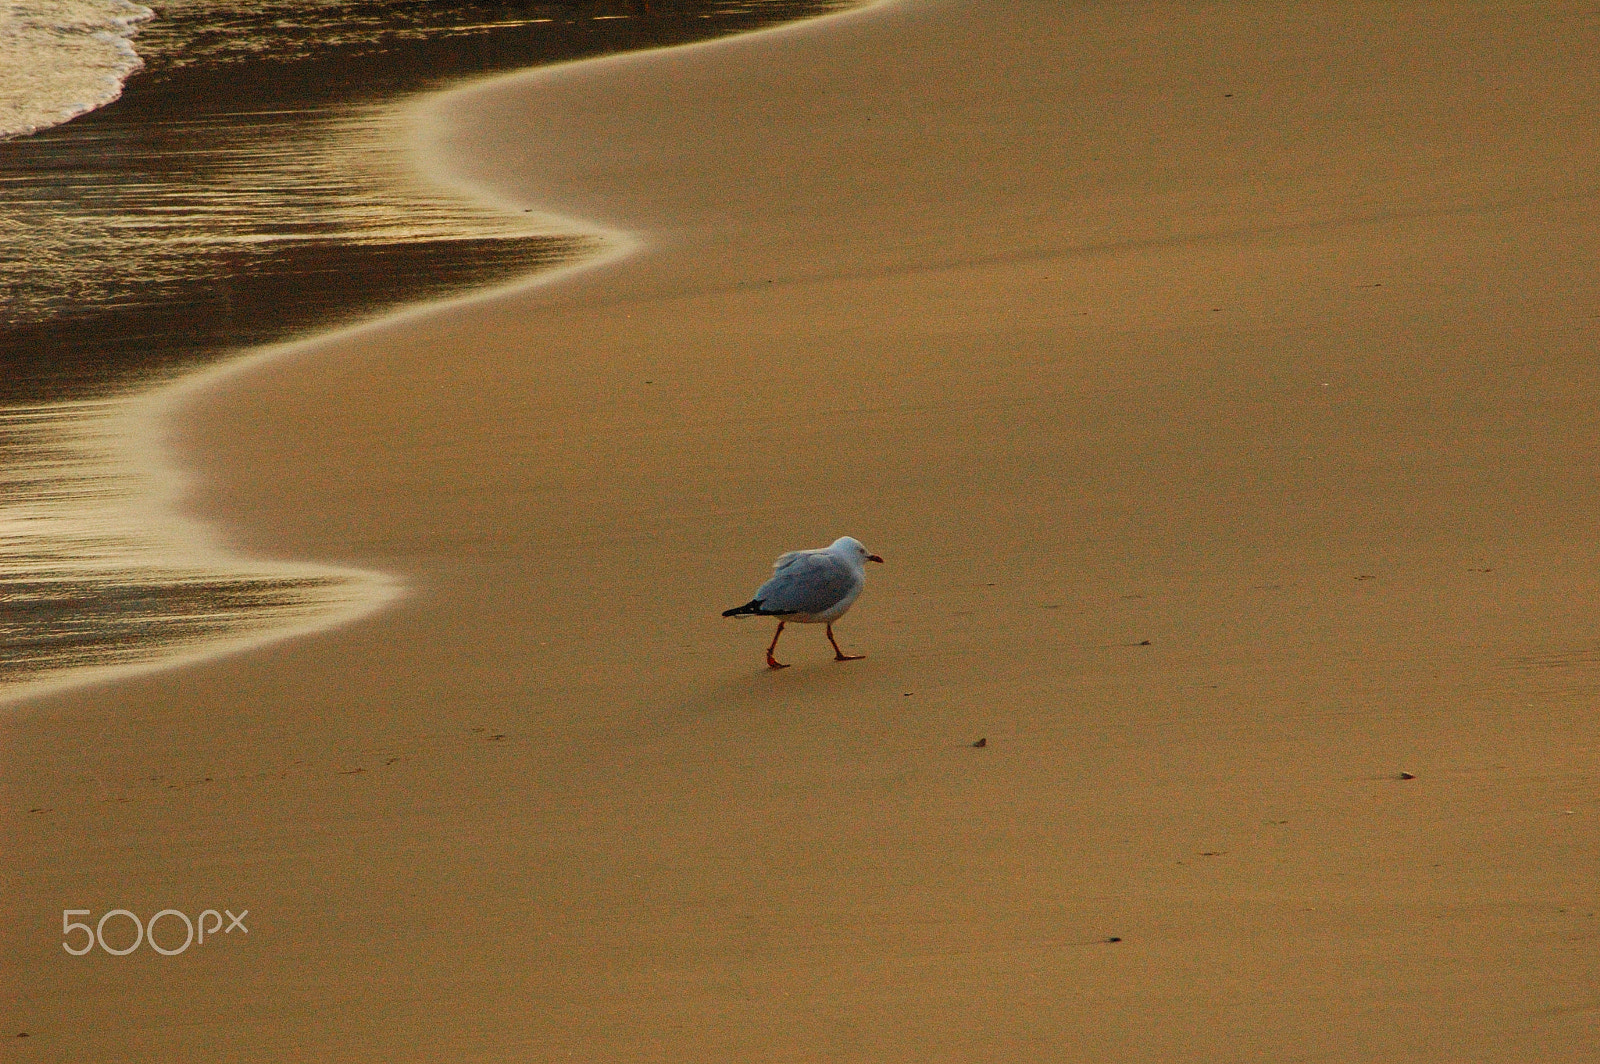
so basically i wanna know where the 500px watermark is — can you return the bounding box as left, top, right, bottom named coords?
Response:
left=62, top=908, right=248, bottom=956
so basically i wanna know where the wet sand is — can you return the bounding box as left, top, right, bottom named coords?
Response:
left=6, top=1, right=1600, bottom=1059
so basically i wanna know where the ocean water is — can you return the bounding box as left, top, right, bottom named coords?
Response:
left=0, top=0, right=851, bottom=698
left=3, top=0, right=855, bottom=405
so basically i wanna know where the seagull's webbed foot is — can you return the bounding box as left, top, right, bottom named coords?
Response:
left=766, top=652, right=790, bottom=670
left=827, top=624, right=865, bottom=663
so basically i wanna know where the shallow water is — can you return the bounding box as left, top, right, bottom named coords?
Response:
left=0, top=399, right=384, bottom=690
left=3, top=0, right=853, bottom=404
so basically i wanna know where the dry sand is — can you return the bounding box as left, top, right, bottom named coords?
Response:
left=5, top=1, right=1600, bottom=1059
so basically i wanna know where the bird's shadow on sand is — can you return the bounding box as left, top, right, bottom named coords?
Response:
left=671, top=645, right=900, bottom=730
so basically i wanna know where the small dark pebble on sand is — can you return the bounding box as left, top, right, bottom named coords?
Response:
left=1106, top=936, right=1122, bottom=943
left=1398, top=772, right=1417, bottom=780
left=1138, top=639, right=1152, bottom=646
left=972, top=737, right=987, bottom=748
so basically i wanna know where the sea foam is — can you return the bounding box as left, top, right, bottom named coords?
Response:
left=0, top=0, right=153, bottom=140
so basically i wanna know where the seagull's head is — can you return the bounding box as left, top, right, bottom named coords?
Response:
left=832, top=536, right=884, bottom=565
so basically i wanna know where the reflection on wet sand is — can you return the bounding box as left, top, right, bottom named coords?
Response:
left=0, top=399, right=396, bottom=698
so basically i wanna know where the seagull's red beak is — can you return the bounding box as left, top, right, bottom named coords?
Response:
left=868, top=554, right=884, bottom=564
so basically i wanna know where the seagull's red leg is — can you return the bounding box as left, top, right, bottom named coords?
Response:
left=828, top=623, right=865, bottom=662
left=766, top=621, right=790, bottom=669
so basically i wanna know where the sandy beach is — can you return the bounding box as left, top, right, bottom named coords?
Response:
left=5, top=0, right=1599, bottom=1059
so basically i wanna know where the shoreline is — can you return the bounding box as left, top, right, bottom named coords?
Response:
left=1, top=0, right=862, bottom=409
left=0, top=0, right=865, bottom=706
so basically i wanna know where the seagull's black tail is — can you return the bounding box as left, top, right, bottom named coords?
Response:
left=722, top=599, right=766, bottom=618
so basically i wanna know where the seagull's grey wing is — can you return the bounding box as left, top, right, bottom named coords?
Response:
left=771, top=549, right=812, bottom=572
left=753, top=552, right=856, bottom=616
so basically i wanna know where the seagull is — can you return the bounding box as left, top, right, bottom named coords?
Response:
left=722, top=536, right=885, bottom=669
